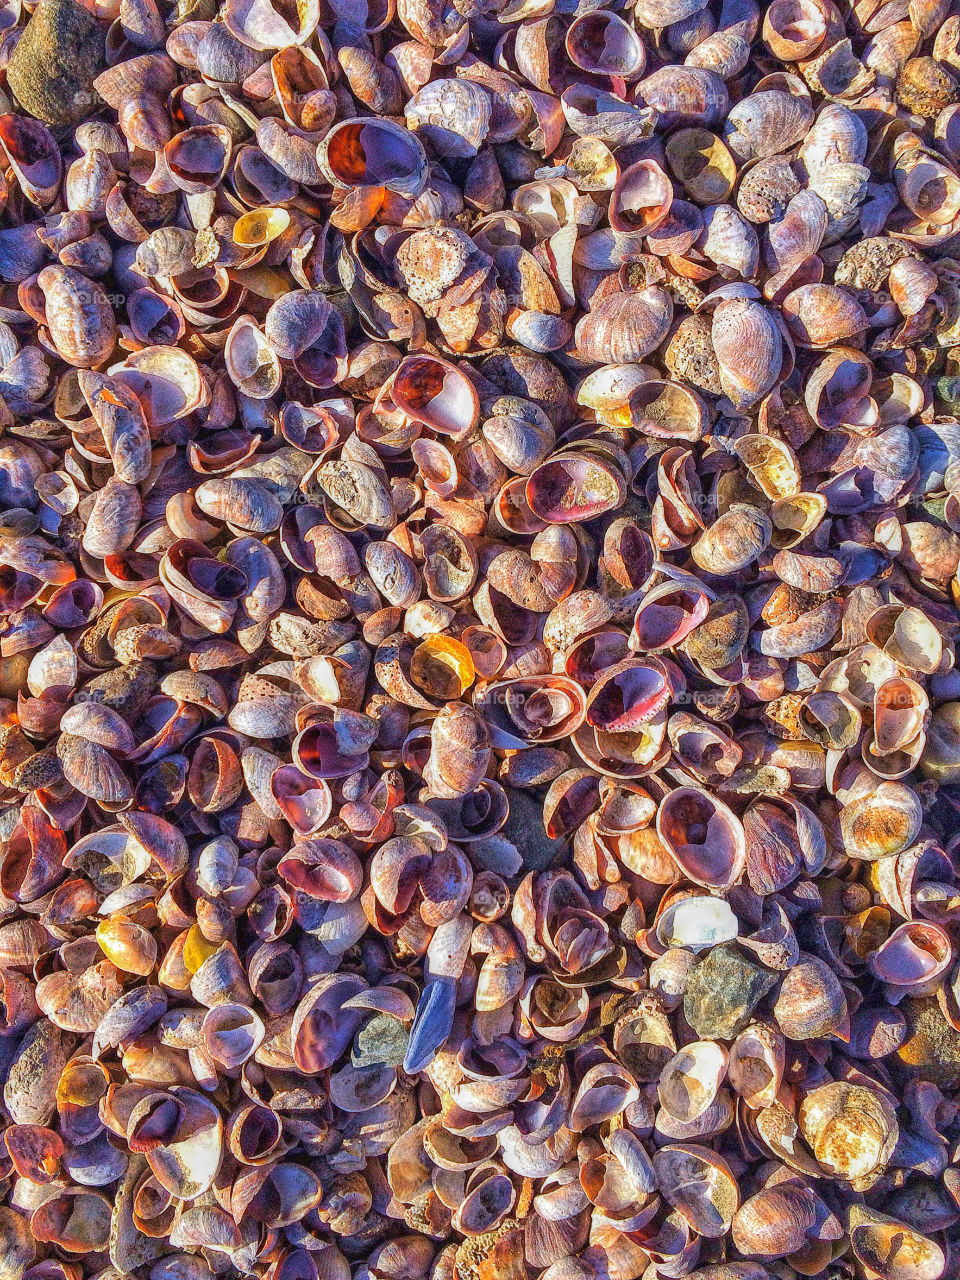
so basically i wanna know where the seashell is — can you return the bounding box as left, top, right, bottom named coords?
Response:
left=763, top=0, right=828, bottom=60
left=392, top=354, right=479, bottom=438
left=897, top=55, right=960, bottom=117
left=849, top=1207, right=946, bottom=1280
left=773, top=953, right=849, bottom=1041
left=221, top=0, right=320, bottom=50
left=737, top=155, right=802, bottom=226
left=866, top=20, right=920, bottom=80
left=803, top=345, right=875, bottom=431
left=636, top=0, right=710, bottom=27
left=452, top=1165, right=516, bottom=1235
left=566, top=12, right=645, bottom=78
left=638, top=66, right=729, bottom=128
left=798, top=1082, right=898, bottom=1181
left=698, top=204, right=759, bottom=278
left=527, top=452, right=626, bottom=524
left=652, top=1144, right=739, bottom=1238
left=609, top=160, right=672, bottom=235
left=223, top=316, right=282, bottom=400
left=0, top=116, right=62, bottom=206
left=560, top=85, right=657, bottom=147
left=684, top=595, right=749, bottom=669
left=96, top=916, right=157, bottom=976
left=731, top=1182, right=824, bottom=1259
left=782, top=282, right=867, bottom=346
left=404, top=79, right=491, bottom=158
left=666, top=129, right=738, bottom=205
left=734, top=434, right=800, bottom=500
left=658, top=1041, right=728, bottom=1122
left=31, top=1189, right=112, bottom=1252
left=631, top=578, right=712, bottom=652
left=570, top=1061, right=639, bottom=1129
left=575, top=287, right=673, bottom=364
left=743, top=792, right=826, bottom=892
left=657, top=895, right=739, bottom=952
left=840, top=781, right=923, bottom=860
left=164, top=126, right=232, bottom=194
left=896, top=144, right=960, bottom=227
left=317, top=459, right=395, bottom=530
left=201, top=1003, right=265, bottom=1067
left=724, top=90, right=815, bottom=163
left=658, top=787, right=746, bottom=888
left=710, top=298, right=781, bottom=407
left=318, top=118, right=427, bottom=198
left=647, top=198, right=705, bottom=258
left=423, top=703, right=491, bottom=799
left=194, top=476, right=283, bottom=533
left=0, top=0, right=956, bottom=1261
left=807, top=161, right=872, bottom=243
left=685, top=28, right=752, bottom=79
left=728, top=1022, right=784, bottom=1108
left=36, top=266, right=116, bottom=368
left=641, top=410, right=711, bottom=502
left=661, top=318, right=719, bottom=402
left=692, top=505, right=772, bottom=575
left=800, top=689, right=861, bottom=749
left=868, top=922, right=951, bottom=995
left=800, top=102, right=867, bottom=178
left=77, top=369, right=151, bottom=484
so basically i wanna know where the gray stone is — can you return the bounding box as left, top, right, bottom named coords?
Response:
left=895, top=998, right=960, bottom=1089
left=499, top=786, right=567, bottom=871
left=683, top=942, right=777, bottom=1041
left=352, top=1013, right=409, bottom=1068
left=7, top=0, right=105, bottom=127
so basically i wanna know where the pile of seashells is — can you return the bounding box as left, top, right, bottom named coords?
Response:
left=3, top=0, right=960, bottom=1274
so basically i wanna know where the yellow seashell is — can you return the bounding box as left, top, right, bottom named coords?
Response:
left=183, top=922, right=220, bottom=974
left=96, top=916, right=157, bottom=976
left=410, top=634, right=476, bottom=699
left=233, top=207, right=291, bottom=248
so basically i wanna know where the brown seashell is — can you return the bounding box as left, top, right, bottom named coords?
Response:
left=658, top=787, right=746, bottom=888
left=318, top=117, right=427, bottom=198
left=798, top=1082, right=898, bottom=1181
left=405, top=79, right=491, bottom=159
left=897, top=56, right=960, bottom=117
left=392, top=354, right=479, bottom=438
left=652, top=1143, right=739, bottom=1238
left=32, top=1189, right=112, bottom=1252
left=527, top=452, right=626, bottom=524
left=841, top=780, right=923, bottom=860
left=0, top=116, right=62, bottom=206
left=710, top=298, right=782, bottom=409
left=566, top=12, right=645, bottom=78
left=849, top=1207, right=945, bottom=1280
left=737, top=155, right=802, bottom=225
left=773, top=954, right=849, bottom=1041
left=781, top=282, right=867, bottom=346
left=575, top=287, right=673, bottom=364
left=763, top=0, right=828, bottom=60
left=692, top=505, right=772, bottom=575
left=638, top=66, right=728, bottom=128
left=36, top=266, right=117, bottom=367
left=0, top=0, right=954, bottom=1262
left=724, top=90, right=814, bottom=163
left=609, top=160, right=672, bottom=235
